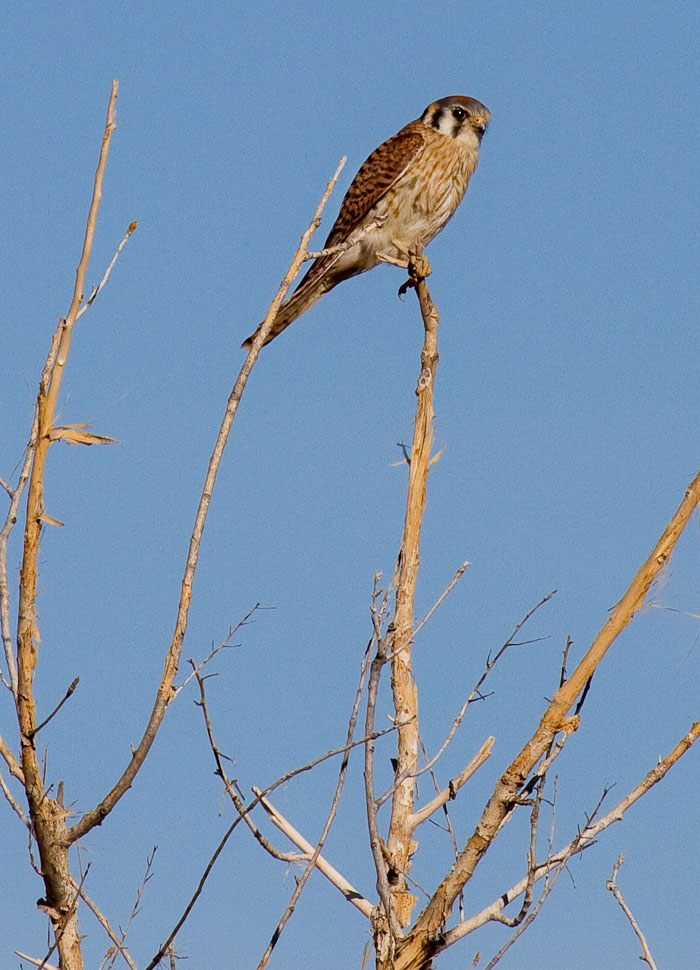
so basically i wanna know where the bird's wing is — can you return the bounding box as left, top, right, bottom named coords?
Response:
left=293, top=124, right=427, bottom=292
left=325, top=123, right=427, bottom=246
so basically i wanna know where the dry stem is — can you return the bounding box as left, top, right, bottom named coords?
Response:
left=14, top=81, right=119, bottom=970
left=606, top=855, right=658, bottom=970
left=383, top=251, right=439, bottom=930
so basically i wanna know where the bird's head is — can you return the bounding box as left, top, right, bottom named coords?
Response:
left=421, top=96, right=490, bottom=147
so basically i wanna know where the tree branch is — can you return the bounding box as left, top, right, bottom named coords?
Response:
left=68, top=157, right=347, bottom=844
left=384, top=251, right=439, bottom=930
left=396, top=469, right=700, bottom=970
left=606, top=855, right=658, bottom=970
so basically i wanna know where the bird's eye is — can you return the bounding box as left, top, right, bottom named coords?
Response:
left=452, top=107, right=466, bottom=121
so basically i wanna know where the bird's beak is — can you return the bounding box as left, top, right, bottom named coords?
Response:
left=472, top=117, right=487, bottom=135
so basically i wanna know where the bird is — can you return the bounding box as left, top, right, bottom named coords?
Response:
left=242, top=95, right=490, bottom=349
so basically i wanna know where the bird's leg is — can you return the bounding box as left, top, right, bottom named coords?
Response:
left=398, top=248, right=432, bottom=298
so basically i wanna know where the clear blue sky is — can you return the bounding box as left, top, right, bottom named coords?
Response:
left=2, top=1, right=699, bottom=968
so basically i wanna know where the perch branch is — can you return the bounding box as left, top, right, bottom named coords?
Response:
left=384, top=250, right=439, bottom=930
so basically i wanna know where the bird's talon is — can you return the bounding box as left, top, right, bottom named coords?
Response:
left=408, top=253, right=432, bottom=281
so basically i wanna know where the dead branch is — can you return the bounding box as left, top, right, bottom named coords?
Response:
left=383, top=250, right=439, bottom=931
left=409, top=738, right=494, bottom=828
left=68, top=156, right=347, bottom=845
left=412, top=562, right=470, bottom=639
left=606, top=855, right=658, bottom=970
left=254, top=596, right=375, bottom=970
left=14, top=82, right=119, bottom=970
left=253, top=790, right=374, bottom=916
left=396, top=469, right=700, bottom=970
left=194, top=665, right=302, bottom=863
left=14, top=953, right=60, bottom=970
left=444, top=718, right=700, bottom=950
left=28, top=677, right=79, bottom=739
left=76, top=221, right=138, bottom=320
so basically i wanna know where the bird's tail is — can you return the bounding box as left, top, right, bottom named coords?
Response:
left=241, top=272, right=332, bottom=350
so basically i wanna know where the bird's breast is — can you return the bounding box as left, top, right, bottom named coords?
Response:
left=364, top=139, right=479, bottom=261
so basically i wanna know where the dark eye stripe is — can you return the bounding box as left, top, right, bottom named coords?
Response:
left=431, top=107, right=444, bottom=130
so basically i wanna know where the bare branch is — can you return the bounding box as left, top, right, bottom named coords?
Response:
left=412, top=561, right=470, bottom=638
left=68, top=158, right=347, bottom=845
left=606, top=855, right=658, bottom=970
left=384, top=251, right=439, bottom=931
left=253, top=790, right=374, bottom=916
left=28, top=677, right=79, bottom=739
left=444, top=719, right=700, bottom=950
left=409, top=738, right=493, bottom=828
left=73, top=881, right=139, bottom=970
left=396, top=472, right=700, bottom=970
left=14, top=953, right=60, bottom=970
left=254, top=596, right=376, bottom=970
left=76, top=221, right=138, bottom=320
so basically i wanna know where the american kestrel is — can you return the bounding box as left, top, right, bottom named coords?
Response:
left=242, top=95, right=490, bottom=349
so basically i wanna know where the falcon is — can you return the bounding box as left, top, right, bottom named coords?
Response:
left=242, top=95, right=490, bottom=349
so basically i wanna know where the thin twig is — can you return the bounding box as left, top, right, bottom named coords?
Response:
left=379, top=592, right=556, bottom=808
left=194, top=665, right=302, bottom=862
left=254, top=602, right=376, bottom=970
left=28, top=677, right=79, bottom=738
left=73, top=880, right=139, bottom=970
left=0, top=766, right=29, bottom=826
left=76, top=221, right=138, bottom=320
left=606, top=856, right=659, bottom=970
left=144, top=701, right=396, bottom=970
left=364, top=623, right=402, bottom=944
left=174, top=603, right=260, bottom=698
left=411, top=562, right=470, bottom=638
left=305, top=220, right=380, bottom=260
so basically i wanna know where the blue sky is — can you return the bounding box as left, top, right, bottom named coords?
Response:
left=2, top=1, right=699, bottom=968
